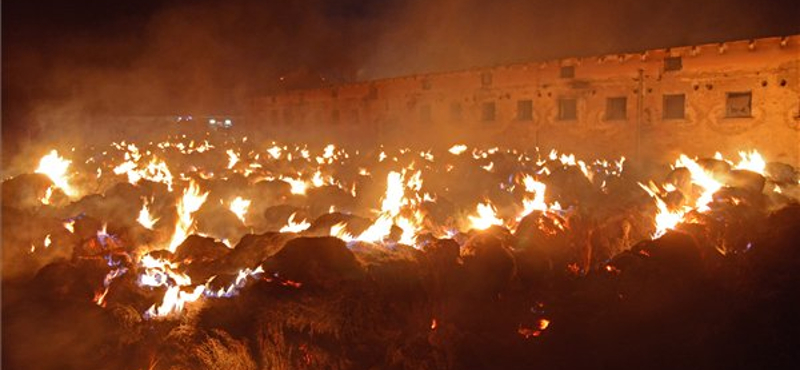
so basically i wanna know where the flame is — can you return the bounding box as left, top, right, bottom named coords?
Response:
left=520, top=175, right=548, bottom=216
left=168, top=181, right=209, bottom=252
left=674, top=154, right=723, bottom=212
left=449, top=144, right=468, bottom=155
left=63, top=219, right=76, bottom=233
left=144, top=285, right=205, bottom=318
left=279, top=213, right=311, bottom=233
left=226, top=149, right=240, bottom=169
left=281, top=176, right=308, bottom=195
left=229, top=196, right=251, bottom=224
left=40, top=186, right=55, bottom=205
left=137, top=198, right=159, bottom=230
left=735, top=150, right=766, bottom=174
left=113, top=154, right=174, bottom=192
left=35, top=150, right=75, bottom=197
left=330, top=222, right=355, bottom=242
left=639, top=182, right=686, bottom=238
left=468, top=201, right=504, bottom=230
left=44, top=234, right=52, bottom=248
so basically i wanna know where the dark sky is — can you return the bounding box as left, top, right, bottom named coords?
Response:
left=2, top=0, right=798, bottom=157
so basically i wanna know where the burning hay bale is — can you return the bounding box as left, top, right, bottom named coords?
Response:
left=3, top=137, right=800, bottom=369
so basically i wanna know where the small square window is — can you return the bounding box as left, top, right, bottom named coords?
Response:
left=517, top=100, right=533, bottom=121
left=481, top=72, right=493, bottom=87
left=481, top=102, right=496, bottom=121
left=560, top=66, right=575, bottom=78
left=726, top=91, right=752, bottom=118
left=664, top=57, right=682, bottom=72
left=605, top=97, right=627, bottom=120
left=450, top=102, right=462, bottom=121
left=558, top=98, right=577, bottom=121
left=663, top=94, right=685, bottom=119
left=420, top=104, right=432, bottom=122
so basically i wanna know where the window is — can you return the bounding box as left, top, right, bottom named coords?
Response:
left=481, top=72, right=493, bottom=87
left=422, top=78, right=432, bottom=90
left=517, top=100, right=533, bottom=121
left=726, top=91, right=752, bottom=118
left=558, top=98, right=577, bottom=121
left=481, top=102, right=496, bottom=121
left=420, top=104, right=432, bottom=122
left=605, top=97, right=627, bottom=120
left=664, top=57, right=682, bottom=72
left=663, top=94, right=685, bottom=119
left=560, top=66, right=575, bottom=78
left=450, top=102, right=463, bottom=121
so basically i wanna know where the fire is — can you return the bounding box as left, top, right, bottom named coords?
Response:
left=281, top=176, right=308, bottom=195
left=167, top=181, right=209, bottom=252
left=137, top=198, right=159, bottom=230
left=639, top=182, right=686, bottom=238
left=520, top=175, right=548, bottom=216
left=63, top=219, right=76, bottom=233
left=279, top=213, right=311, bottom=233
left=449, top=144, right=468, bottom=155
left=144, top=285, right=205, bottom=318
left=40, top=186, right=55, bottom=205
left=468, top=201, right=504, bottom=230
left=674, top=154, right=723, bottom=212
left=735, top=149, right=766, bottom=174
left=226, top=149, right=240, bottom=169
left=330, top=222, right=355, bottom=242
left=229, top=196, right=251, bottom=224
left=35, top=150, right=75, bottom=197
left=44, top=234, right=52, bottom=248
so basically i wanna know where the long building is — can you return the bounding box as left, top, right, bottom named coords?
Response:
left=250, top=35, right=800, bottom=165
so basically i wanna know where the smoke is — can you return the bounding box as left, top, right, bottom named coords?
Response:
left=3, top=0, right=798, bottom=168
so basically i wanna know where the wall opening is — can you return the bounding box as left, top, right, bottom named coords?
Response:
left=725, top=91, right=752, bottom=118
left=664, top=56, right=682, bottom=72
left=663, top=94, right=685, bottom=119
left=560, top=66, right=575, bottom=78
left=558, top=98, right=577, bottom=121
left=517, top=100, right=533, bottom=121
left=605, top=97, right=627, bottom=120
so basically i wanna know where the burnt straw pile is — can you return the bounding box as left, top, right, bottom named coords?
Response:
left=3, top=134, right=800, bottom=370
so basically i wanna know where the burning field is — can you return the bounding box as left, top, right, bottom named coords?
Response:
left=3, top=131, right=800, bottom=369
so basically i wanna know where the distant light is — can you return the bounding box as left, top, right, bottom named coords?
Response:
left=209, top=119, right=216, bottom=124
left=224, top=119, right=232, bottom=127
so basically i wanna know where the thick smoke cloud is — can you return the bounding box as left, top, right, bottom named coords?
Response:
left=2, top=0, right=798, bottom=167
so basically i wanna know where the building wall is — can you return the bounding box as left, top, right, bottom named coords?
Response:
left=250, top=35, right=800, bottom=165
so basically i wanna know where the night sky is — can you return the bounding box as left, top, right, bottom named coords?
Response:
left=2, top=0, right=798, bottom=158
